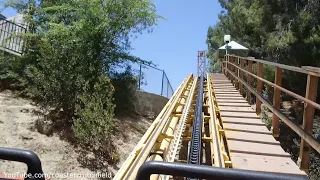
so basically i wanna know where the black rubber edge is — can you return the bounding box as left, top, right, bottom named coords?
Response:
left=136, top=161, right=309, bottom=180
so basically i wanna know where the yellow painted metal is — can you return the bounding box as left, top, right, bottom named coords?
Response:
left=206, top=74, right=225, bottom=167
left=206, top=73, right=232, bottom=168
left=147, top=154, right=163, bottom=180
left=115, top=74, right=193, bottom=180
left=114, top=73, right=234, bottom=180
left=158, top=79, right=195, bottom=158
left=207, top=73, right=232, bottom=168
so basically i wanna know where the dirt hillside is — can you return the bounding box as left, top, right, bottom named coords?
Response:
left=0, top=91, right=151, bottom=179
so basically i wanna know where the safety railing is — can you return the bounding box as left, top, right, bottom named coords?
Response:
left=222, top=54, right=320, bottom=171
left=138, top=63, right=174, bottom=99
left=0, top=16, right=27, bottom=55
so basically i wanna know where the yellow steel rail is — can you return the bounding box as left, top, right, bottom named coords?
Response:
left=206, top=74, right=231, bottom=168
left=114, top=74, right=193, bottom=180
left=113, top=73, right=232, bottom=180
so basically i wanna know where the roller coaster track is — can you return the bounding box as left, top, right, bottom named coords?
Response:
left=114, top=71, right=310, bottom=180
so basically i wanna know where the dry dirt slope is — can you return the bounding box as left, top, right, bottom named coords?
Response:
left=0, top=91, right=151, bottom=179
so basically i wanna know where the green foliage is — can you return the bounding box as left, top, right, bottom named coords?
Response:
left=207, top=1, right=320, bottom=178
left=110, top=65, right=138, bottom=114
left=3, top=0, right=161, bottom=164
left=209, top=60, right=222, bottom=73
left=72, top=75, right=116, bottom=162
left=207, top=0, right=320, bottom=100
left=0, top=52, right=25, bottom=90
left=3, top=0, right=161, bottom=116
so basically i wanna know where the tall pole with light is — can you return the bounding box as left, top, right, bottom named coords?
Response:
left=224, top=35, right=231, bottom=74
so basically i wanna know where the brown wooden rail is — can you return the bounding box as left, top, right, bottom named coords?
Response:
left=221, top=54, right=320, bottom=172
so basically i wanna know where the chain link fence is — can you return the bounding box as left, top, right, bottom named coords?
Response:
left=137, top=63, right=174, bottom=99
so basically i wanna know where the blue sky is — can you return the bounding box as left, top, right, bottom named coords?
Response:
left=131, top=0, right=222, bottom=96
left=1, top=1, right=223, bottom=97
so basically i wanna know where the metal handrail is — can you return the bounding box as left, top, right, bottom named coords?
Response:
left=136, top=161, right=309, bottom=180
left=0, top=16, right=27, bottom=55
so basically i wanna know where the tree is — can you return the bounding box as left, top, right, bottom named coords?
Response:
left=207, top=1, right=320, bottom=178
left=4, top=0, right=162, bottom=164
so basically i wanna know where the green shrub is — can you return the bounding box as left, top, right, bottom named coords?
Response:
left=0, top=52, right=25, bottom=91
left=110, top=65, right=138, bottom=114
left=4, top=0, right=162, bottom=165
left=72, top=74, right=116, bottom=162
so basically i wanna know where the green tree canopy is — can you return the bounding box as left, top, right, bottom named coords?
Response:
left=2, top=0, right=162, bottom=165
left=206, top=1, right=320, bottom=178
left=207, top=0, right=320, bottom=94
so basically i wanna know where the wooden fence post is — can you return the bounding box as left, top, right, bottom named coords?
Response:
left=226, top=55, right=229, bottom=79
left=230, top=56, right=234, bottom=83
left=246, top=60, right=253, bottom=103
left=223, top=56, right=226, bottom=76
left=235, top=57, right=239, bottom=90
left=272, top=67, right=282, bottom=137
left=298, top=74, right=318, bottom=171
left=239, top=59, right=244, bottom=95
left=221, top=59, right=224, bottom=74
left=256, top=62, right=263, bottom=114
left=233, top=55, right=237, bottom=86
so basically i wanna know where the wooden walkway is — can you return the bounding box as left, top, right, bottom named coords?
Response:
left=210, top=74, right=307, bottom=176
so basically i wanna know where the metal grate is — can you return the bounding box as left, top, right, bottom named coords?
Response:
left=0, top=16, right=27, bottom=55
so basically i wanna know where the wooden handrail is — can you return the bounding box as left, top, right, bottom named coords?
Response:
left=224, top=60, right=320, bottom=111
left=222, top=54, right=320, bottom=172
left=228, top=54, right=320, bottom=76
left=223, top=67, right=320, bottom=152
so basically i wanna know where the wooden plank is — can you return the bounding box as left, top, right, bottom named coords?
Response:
left=216, top=99, right=248, bottom=103
left=212, top=80, right=229, bottom=83
left=223, top=123, right=271, bottom=134
left=227, top=140, right=290, bottom=157
left=214, top=87, right=237, bottom=91
left=215, top=94, right=244, bottom=97
left=299, top=74, right=318, bottom=170
left=214, top=92, right=242, bottom=95
left=231, top=55, right=312, bottom=75
left=213, top=84, right=236, bottom=87
left=211, top=73, right=308, bottom=176
left=272, top=67, right=282, bottom=137
left=213, top=85, right=235, bottom=88
left=213, top=84, right=232, bottom=87
left=217, top=102, right=251, bottom=107
left=256, top=62, right=263, bottom=114
left=212, top=81, right=230, bottom=84
left=212, top=76, right=229, bottom=78
left=222, top=117, right=265, bottom=126
left=301, top=66, right=320, bottom=74
left=225, top=131, right=280, bottom=145
left=231, top=153, right=306, bottom=175
left=223, top=66, right=320, bottom=155
left=212, top=81, right=233, bottom=83
left=219, top=106, right=255, bottom=112
left=220, top=111, right=259, bottom=119
left=214, top=89, right=239, bottom=93
left=216, top=96, right=246, bottom=100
